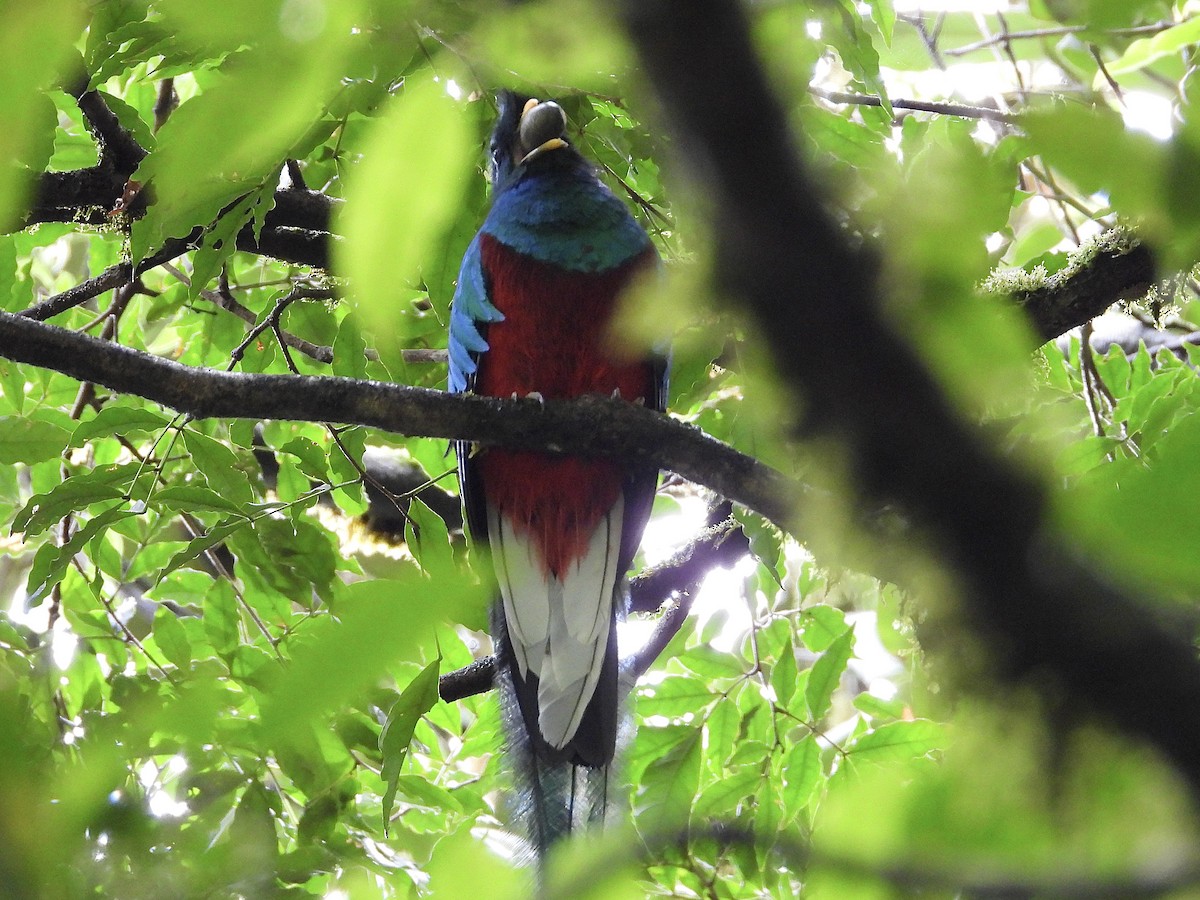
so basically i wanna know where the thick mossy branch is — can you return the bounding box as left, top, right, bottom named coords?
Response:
left=986, top=228, right=1157, bottom=343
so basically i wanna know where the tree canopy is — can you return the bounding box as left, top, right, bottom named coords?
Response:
left=2, top=0, right=1200, bottom=897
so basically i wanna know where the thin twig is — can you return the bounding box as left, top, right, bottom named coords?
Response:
left=163, top=263, right=337, bottom=365
left=944, top=21, right=1176, bottom=57
left=1091, top=44, right=1126, bottom=102
left=227, top=285, right=336, bottom=370
left=810, top=87, right=1016, bottom=124
left=327, top=425, right=413, bottom=530
left=19, top=264, right=131, bottom=321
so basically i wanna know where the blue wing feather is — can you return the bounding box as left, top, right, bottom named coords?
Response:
left=448, top=235, right=504, bottom=395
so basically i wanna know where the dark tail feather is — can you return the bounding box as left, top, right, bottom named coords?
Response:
left=492, top=605, right=621, bottom=868
left=519, top=754, right=611, bottom=859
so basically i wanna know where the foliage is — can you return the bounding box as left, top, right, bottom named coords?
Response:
left=0, top=0, right=1199, bottom=897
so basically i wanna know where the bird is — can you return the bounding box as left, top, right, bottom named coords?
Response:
left=448, top=90, right=666, bottom=861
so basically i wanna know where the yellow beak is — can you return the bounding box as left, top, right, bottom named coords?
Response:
left=520, top=137, right=568, bottom=165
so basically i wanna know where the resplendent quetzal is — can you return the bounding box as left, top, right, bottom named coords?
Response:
left=448, top=91, right=665, bottom=858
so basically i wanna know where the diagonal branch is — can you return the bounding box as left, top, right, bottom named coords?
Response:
left=623, top=0, right=1200, bottom=802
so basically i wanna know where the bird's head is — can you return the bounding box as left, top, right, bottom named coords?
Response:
left=488, top=90, right=571, bottom=189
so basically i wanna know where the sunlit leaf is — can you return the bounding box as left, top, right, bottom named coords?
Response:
left=634, top=725, right=702, bottom=837
left=806, top=626, right=854, bottom=721
left=337, top=75, right=473, bottom=343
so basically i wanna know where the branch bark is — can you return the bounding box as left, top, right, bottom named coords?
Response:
left=21, top=84, right=341, bottom=271
left=623, top=0, right=1200, bottom=800
left=0, top=310, right=797, bottom=530
left=1005, top=233, right=1158, bottom=342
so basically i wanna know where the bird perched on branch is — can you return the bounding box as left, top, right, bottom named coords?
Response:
left=448, top=91, right=665, bottom=862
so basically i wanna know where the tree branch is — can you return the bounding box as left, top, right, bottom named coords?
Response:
left=627, top=509, right=746, bottom=614
left=940, top=20, right=1177, bottom=57
left=623, top=0, right=1200, bottom=801
left=19, top=262, right=132, bottom=321
left=810, top=86, right=1017, bottom=125
left=990, top=230, right=1159, bottom=343
left=70, top=84, right=148, bottom=177
left=0, top=310, right=797, bottom=530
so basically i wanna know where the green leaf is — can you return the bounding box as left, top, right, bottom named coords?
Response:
left=782, top=735, right=823, bottom=819
left=736, top=507, right=783, bottom=584
left=155, top=485, right=249, bottom=515
left=636, top=676, right=716, bottom=719
left=1055, top=435, right=1120, bottom=478
left=203, top=582, right=240, bottom=657
left=153, top=605, right=192, bottom=669
left=805, top=626, right=854, bottom=721
left=694, top=769, right=760, bottom=818
left=332, top=312, right=369, bottom=379
left=1004, top=221, right=1066, bottom=268
left=25, top=504, right=129, bottom=600
left=800, top=605, right=848, bottom=653
left=261, top=573, right=485, bottom=742
left=754, top=760, right=786, bottom=841
left=677, top=643, right=747, bottom=680
left=189, top=186, right=273, bottom=298
left=13, top=463, right=142, bottom=536
left=1062, top=413, right=1200, bottom=592
left=380, top=658, right=442, bottom=833
left=847, top=719, right=944, bottom=766
left=703, top=700, right=741, bottom=771
left=1108, top=17, right=1200, bottom=76
left=853, top=691, right=907, bottom=721
left=336, top=76, right=473, bottom=341
left=279, top=437, right=330, bottom=482
left=72, top=407, right=172, bottom=443
left=328, top=427, right=369, bottom=516
left=0, top=358, right=26, bottom=415
left=182, top=429, right=254, bottom=505
left=634, top=725, right=702, bottom=837
left=0, top=416, right=70, bottom=464
left=770, top=639, right=800, bottom=710
left=404, top=497, right=455, bottom=580
left=96, top=89, right=156, bottom=151
left=866, top=0, right=895, bottom=45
